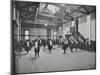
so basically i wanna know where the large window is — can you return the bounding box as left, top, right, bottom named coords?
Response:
left=24, top=29, right=29, bottom=40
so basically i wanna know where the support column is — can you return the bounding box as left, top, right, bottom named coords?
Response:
left=13, top=7, right=16, bottom=20
left=16, top=10, right=20, bottom=42
left=19, top=19, right=21, bottom=41
left=87, top=15, right=91, bottom=41
left=62, top=24, right=65, bottom=39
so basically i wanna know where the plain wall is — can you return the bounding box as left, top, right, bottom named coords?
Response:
left=78, top=12, right=96, bottom=41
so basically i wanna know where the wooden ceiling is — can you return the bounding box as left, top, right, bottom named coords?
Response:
left=13, top=1, right=96, bottom=27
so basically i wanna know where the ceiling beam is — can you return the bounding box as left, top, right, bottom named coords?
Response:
left=71, top=9, right=88, bottom=15
left=19, top=11, right=36, bottom=18
left=89, top=8, right=96, bottom=14
left=64, top=11, right=74, bottom=20
left=57, top=18, right=63, bottom=24
left=21, top=22, right=57, bottom=29
left=77, top=6, right=83, bottom=10
left=81, top=5, right=90, bottom=14
left=63, top=14, right=84, bottom=24
left=44, top=4, right=48, bottom=9
left=64, top=17, right=70, bottom=20
left=19, top=6, right=38, bottom=19
left=16, top=1, right=39, bottom=8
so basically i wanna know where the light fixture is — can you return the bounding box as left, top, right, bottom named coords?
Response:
left=44, top=24, right=47, bottom=26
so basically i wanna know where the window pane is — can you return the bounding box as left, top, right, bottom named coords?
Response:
left=25, top=30, right=29, bottom=40
left=25, top=30, right=29, bottom=35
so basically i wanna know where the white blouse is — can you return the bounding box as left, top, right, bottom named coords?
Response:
left=35, top=41, right=38, bottom=48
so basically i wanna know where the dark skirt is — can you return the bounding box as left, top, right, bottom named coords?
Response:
left=69, top=43, right=74, bottom=49
left=48, top=45, right=53, bottom=50
left=34, top=47, right=40, bottom=53
left=25, top=46, right=30, bottom=51
left=62, top=44, right=68, bottom=50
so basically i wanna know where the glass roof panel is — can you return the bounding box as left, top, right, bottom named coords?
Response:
left=47, top=4, right=59, bottom=14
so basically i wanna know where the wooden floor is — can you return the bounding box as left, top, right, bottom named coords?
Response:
left=16, top=46, right=96, bottom=74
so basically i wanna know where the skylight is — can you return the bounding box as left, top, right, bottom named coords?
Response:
left=47, top=5, right=59, bottom=14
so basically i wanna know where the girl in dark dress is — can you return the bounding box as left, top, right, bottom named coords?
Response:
left=68, top=38, right=74, bottom=52
left=42, top=39, right=47, bottom=51
left=47, top=39, right=53, bottom=53
left=24, top=40, right=30, bottom=54
left=74, top=39, right=79, bottom=52
left=62, top=39, right=68, bottom=54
